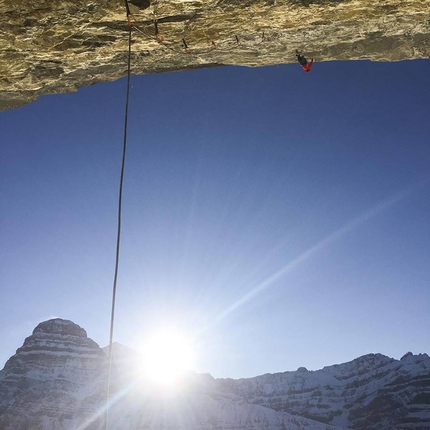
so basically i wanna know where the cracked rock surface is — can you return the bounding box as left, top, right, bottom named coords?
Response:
left=1, top=0, right=429, bottom=111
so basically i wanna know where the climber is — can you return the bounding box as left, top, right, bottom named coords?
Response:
left=296, top=50, right=314, bottom=73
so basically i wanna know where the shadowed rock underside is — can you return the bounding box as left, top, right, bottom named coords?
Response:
left=0, top=0, right=429, bottom=111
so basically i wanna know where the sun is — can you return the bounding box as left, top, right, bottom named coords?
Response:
left=140, top=329, right=195, bottom=386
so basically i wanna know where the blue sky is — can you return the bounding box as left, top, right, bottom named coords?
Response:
left=1, top=59, right=429, bottom=378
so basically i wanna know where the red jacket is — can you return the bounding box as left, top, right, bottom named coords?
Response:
left=302, top=58, right=314, bottom=73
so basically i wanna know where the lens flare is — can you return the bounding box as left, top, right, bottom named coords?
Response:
left=140, top=330, right=195, bottom=386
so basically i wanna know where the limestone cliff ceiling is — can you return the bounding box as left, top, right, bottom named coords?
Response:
left=1, top=0, right=429, bottom=111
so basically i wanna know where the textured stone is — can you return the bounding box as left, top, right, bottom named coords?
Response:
left=0, top=319, right=107, bottom=430
left=33, top=319, right=88, bottom=338
left=216, top=352, right=430, bottom=429
left=0, top=0, right=429, bottom=111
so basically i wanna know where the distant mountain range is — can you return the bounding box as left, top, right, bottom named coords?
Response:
left=1, top=318, right=429, bottom=429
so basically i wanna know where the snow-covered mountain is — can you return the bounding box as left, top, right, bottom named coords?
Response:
left=1, top=318, right=429, bottom=430
left=0, top=319, right=107, bottom=429
left=214, top=352, right=430, bottom=429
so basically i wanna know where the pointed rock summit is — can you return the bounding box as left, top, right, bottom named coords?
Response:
left=5, top=318, right=105, bottom=370
left=0, top=318, right=106, bottom=430
left=33, top=318, right=88, bottom=337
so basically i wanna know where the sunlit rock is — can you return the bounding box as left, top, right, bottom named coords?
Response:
left=1, top=0, right=429, bottom=111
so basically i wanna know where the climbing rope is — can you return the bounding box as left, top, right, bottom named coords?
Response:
left=105, top=10, right=133, bottom=430
left=102, top=1, right=312, bottom=424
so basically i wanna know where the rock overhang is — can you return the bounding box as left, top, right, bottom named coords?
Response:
left=1, top=0, right=429, bottom=111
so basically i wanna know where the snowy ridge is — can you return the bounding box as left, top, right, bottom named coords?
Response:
left=214, top=352, right=430, bottom=429
left=0, top=319, right=429, bottom=430
left=106, top=382, right=340, bottom=430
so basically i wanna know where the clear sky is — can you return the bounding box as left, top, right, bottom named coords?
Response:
left=1, top=58, right=429, bottom=379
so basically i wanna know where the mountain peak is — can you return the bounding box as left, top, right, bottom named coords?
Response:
left=0, top=318, right=107, bottom=430
left=33, top=318, right=87, bottom=338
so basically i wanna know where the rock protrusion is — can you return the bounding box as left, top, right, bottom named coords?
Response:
left=0, top=0, right=429, bottom=111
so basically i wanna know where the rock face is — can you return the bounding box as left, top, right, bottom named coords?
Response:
left=0, top=319, right=107, bottom=430
left=215, top=352, right=430, bottom=429
left=0, top=318, right=429, bottom=430
left=1, top=0, right=429, bottom=111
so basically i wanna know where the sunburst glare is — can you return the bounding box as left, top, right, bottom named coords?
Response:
left=139, top=329, right=195, bottom=386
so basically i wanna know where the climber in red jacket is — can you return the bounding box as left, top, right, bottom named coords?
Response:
left=296, top=50, right=314, bottom=73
